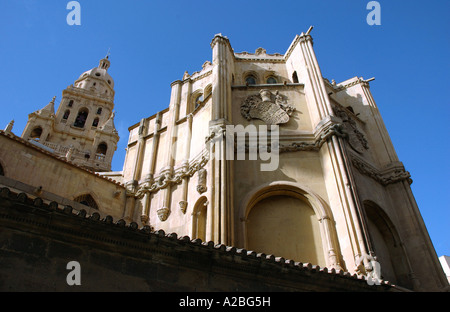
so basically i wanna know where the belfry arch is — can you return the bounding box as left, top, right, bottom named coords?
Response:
left=239, top=181, right=342, bottom=269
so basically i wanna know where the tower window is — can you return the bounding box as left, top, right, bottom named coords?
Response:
left=63, top=110, right=70, bottom=120
left=30, top=127, right=43, bottom=141
left=266, top=76, right=277, bottom=84
left=74, top=109, right=89, bottom=128
left=97, top=108, right=102, bottom=115
left=68, top=100, right=74, bottom=107
left=96, top=143, right=108, bottom=155
left=92, top=118, right=99, bottom=127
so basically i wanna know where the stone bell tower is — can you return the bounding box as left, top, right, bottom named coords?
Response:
left=21, top=56, right=119, bottom=172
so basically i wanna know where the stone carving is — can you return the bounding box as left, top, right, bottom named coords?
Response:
left=333, top=105, right=368, bottom=154
left=197, top=168, right=207, bottom=194
left=241, top=89, right=295, bottom=125
left=157, top=207, right=170, bottom=222
left=351, top=157, right=412, bottom=186
left=179, top=200, right=188, bottom=214
left=134, top=149, right=210, bottom=198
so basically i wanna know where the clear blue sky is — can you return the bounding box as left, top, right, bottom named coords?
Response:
left=0, top=1, right=449, bottom=257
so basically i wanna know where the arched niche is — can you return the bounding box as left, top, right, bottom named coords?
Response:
left=192, top=196, right=208, bottom=241
left=240, top=181, right=342, bottom=269
left=363, top=200, right=413, bottom=289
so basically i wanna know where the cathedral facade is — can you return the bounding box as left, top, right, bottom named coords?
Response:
left=0, top=30, right=448, bottom=291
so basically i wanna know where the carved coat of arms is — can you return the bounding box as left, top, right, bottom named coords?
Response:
left=241, top=89, right=295, bottom=125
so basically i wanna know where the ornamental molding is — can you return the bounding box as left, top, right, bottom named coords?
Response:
left=134, top=149, right=209, bottom=198
left=351, top=156, right=412, bottom=186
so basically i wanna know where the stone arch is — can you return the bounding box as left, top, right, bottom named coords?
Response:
left=204, top=84, right=213, bottom=100
left=292, top=71, right=299, bottom=83
left=243, top=70, right=259, bottom=85
left=74, top=193, right=99, bottom=210
left=191, top=89, right=204, bottom=112
left=363, top=200, right=413, bottom=288
left=191, top=196, right=208, bottom=241
left=96, top=142, right=108, bottom=155
left=74, top=107, right=89, bottom=128
left=240, top=181, right=342, bottom=269
left=30, top=126, right=43, bottom=141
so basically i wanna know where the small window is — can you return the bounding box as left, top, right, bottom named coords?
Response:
left=95, top=73, right=101, bottom=77
left=74, top=109, right=89, bottom=128
left=97, top=108, right=102, bottom=115
left=245, top=76, right=256, bottom=85
left=92, top=118, right=99, bottom=127
left=63, top=110, right=70, bottom=120
left=195, top=94, right=204, bottom=109
left=68, top=100, right=74, bottom=107
left=292, top=71, right=299, bottom=83
left=266, top=76, right=277, bottom=84
left=74, top=194, right=98, bottom=209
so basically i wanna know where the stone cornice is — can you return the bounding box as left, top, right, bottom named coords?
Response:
left=134, top=148, right=210, bottom=197
left=351, top=156, right=412, bottom=186
left=63, top=86, right=115, bottom=106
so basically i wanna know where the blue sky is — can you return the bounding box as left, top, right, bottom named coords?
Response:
left=0, top=1, right=449, bottom=257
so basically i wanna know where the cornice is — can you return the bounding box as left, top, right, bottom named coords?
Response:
left=351, top=156, right=412, bottom=186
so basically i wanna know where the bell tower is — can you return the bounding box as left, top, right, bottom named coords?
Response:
left=21, top=56, right=119, bottom=172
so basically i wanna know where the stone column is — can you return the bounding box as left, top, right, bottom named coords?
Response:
left=179, top=113, right=193, bottom=213
left=209, top=34, right=235, bottom=245
left=157, top=81, right=181, bottom=221
left=297, top=31, right=372, bottom=269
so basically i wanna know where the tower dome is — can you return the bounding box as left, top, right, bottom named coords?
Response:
left=74, top=56, right=115, bottom=98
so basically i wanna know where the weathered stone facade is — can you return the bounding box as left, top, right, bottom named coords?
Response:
left=1, top=30, right=448, bottom=292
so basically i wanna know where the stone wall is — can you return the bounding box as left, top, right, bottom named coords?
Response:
left=0, top=187, right=398, bottom=292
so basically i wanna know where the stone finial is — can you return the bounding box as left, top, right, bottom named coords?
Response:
left=4, top=120, right=14, bottom=133
left=183, top=71, right=190, bottom=80
left=255, top=47, right=266, bottom=55
left=66, top=146, right=74, bottom=161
